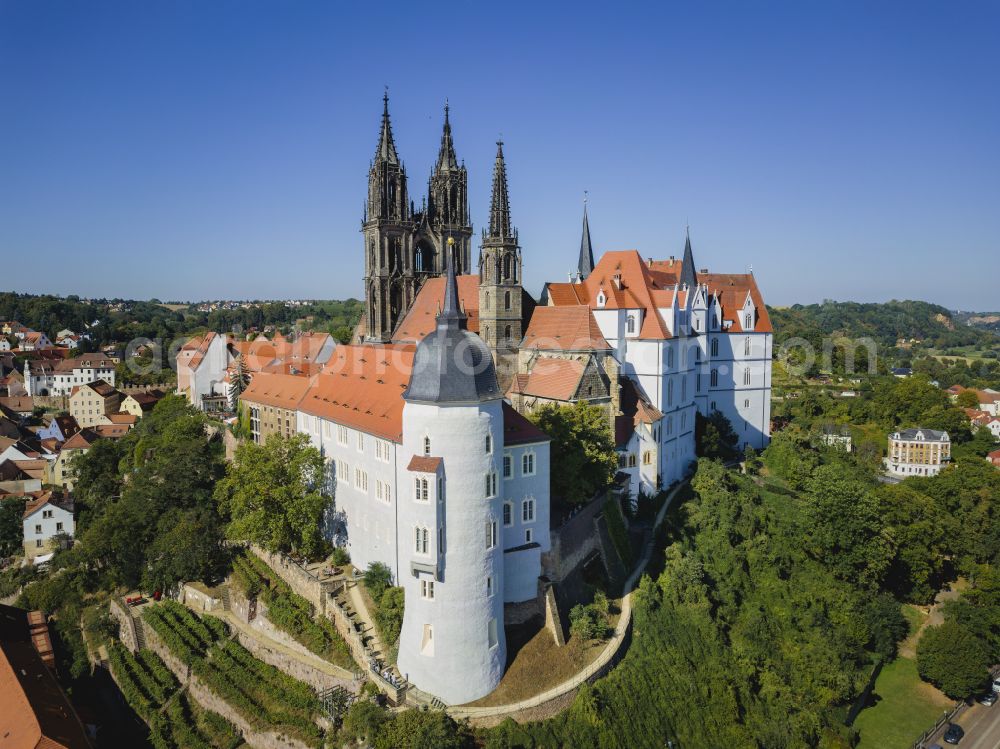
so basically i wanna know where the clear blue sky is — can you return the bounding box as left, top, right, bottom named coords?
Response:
left=1, top=1, right=998, bottom=310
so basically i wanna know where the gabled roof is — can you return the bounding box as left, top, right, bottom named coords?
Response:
left=507, top=358, right=587, bottom=402
left=0, top=603, right=92, bottom=749
left=60, top=429, right=100, bottom=451
left=0, top=396, right=33, bottom=414
left=546, top=250, right=672, bottom=339
left=73, top=380, right=119, bottom=399
left=23, top=492, right=73, bottom=520
left=93, top=424, right=129, bottom=439
left=239, top=373, right=313, bottom=411
left=501, top=402, right=550, bottom=445
left=300, top=344, right=417, bottom=441
left=520, top=307, right=611, bottom=351
left=107, top=413, right=136, bottom=426
left=407, top=456, right=442, bottom=473
left=392, top=274, right=482, bottom=342
left=615, top=377, right=662, bottom=447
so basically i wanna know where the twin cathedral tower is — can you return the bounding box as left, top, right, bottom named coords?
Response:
left=362, top=93, right=524, bottom=355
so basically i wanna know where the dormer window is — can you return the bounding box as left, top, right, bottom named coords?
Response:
left=626, top=315, right=636, bottom=334
left=745, top=313, right=753, bottom=329
left=596, top=289, right=606, bottom=308
left=423, top=436, right=431, bottom=456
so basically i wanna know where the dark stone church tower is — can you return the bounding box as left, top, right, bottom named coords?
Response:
left=362, top=95, right=472, bottom=342
left=478, top=141, right=524, bottom=388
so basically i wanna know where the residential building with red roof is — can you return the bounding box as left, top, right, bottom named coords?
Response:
left=21, top=492, right=74, bottom=561
left=23, top=356, right=116, bottom=397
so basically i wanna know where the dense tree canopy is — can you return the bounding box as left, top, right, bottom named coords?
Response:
left=215, top=433, right=331, bottom=559
left=529, top=401, right=617, bottom=506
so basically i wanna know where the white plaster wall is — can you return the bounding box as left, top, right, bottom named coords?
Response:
left=397, top=400, right=506, bottom=705
left=499, top=440, right=549, bottom=603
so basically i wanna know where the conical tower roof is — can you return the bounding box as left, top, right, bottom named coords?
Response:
left=577, top=198, right=595, bottom=280
left=487, top=141, right=512, bottom=239
left=435, top=101, right=459, bottom=172
left=374, top=91, right=399, bottom=165
left=680, top=228, right=697, bottom=289
left=403, top=241, right=501, bottom=404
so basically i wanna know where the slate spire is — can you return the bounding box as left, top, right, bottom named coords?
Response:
left=488, top=140, right=512, bottom=239
left=435, top=100, right=459, bottom=172
left=374, top=89, right=399, bottom=165
left=577, top=195, right=595, bottom=280
left=680, top=226, right=697, bottom=289
left=439, top=239, right=466, bottom=330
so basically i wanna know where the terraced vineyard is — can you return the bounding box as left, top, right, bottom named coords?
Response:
left=142, top=600, right=324, bottom=747
left=230, top=550, right=353, bottom=669
left=108, top=641, right=242, bottom=748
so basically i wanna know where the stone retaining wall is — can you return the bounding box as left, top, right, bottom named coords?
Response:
left=138, top=613, right=318, bottom=749
left=181, top=584, right=222, bottom=613
left=109, top=598, right=138, bottom=653
left=233, top=628, right=357, bottom=693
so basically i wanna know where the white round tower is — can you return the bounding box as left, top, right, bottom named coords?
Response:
left=397, top=245, right=507, bottom=704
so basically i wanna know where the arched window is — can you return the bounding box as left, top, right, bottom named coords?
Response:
left=504, top=290, right=511, bottom=310
left=711, top=338, right=719, bottom=357
left=667, top=379, right=674, bottom=406
left=504, top=325, right=511, bottom=342
left=667, top=348, right=674, bottom=368
left=710, top=369, right=718, bottom=387
left=627, top=454, right=637, bottom=468
left=745, top=313, right=753, bottom=329
left=423, top=436, right=431, bottom=456
left=744, top=368, right=752, bottom=386
left=744, top=337, right=751, bottom=356
left=643, top=451, right=652, bottom=465
left=627, top=316, right=635, bottom=334
left=485, top=434, right=492, bottom=454
left=485, top=291, right=490, bottom=309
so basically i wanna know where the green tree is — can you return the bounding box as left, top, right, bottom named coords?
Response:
left=375, top=708, right=469, bottom=749
left=340, top=699, right=387, bottom=744
left=695, top=410, right=739, bottom=459
left=0, top=496, right=25, bottom=556
left=216, top=433, right=330, bottom=559
left=364, top=561, right=393, bottom=600
left=529, top=401, right=617, bottom=505
left=956, top=389, right=981, bottom=409
left=917, top=620, right=992, bottom=698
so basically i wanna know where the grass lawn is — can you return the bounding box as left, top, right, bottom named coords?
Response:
left=459, top=605, right=619, bottom=708
left=854, top=657, right=952, bottom=749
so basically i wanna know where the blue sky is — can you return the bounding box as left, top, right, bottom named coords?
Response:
left=1, top=1, right=998, bottom=310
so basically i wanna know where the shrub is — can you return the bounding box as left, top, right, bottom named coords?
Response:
left=331, top=546, right=351, bottom=566
left=364, top=562, right=393, bottom=600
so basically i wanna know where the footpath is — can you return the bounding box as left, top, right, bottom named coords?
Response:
left=448, top=477, right=688, bottom=723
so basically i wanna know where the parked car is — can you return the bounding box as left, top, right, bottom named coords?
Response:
left=978, top=691, right=998, bottom=706
left=943, top=723, right=964, bottom=745
left=992, top=675, right=1000, bottom=693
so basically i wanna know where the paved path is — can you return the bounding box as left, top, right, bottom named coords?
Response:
left=448, top=478, right=688, bottom=720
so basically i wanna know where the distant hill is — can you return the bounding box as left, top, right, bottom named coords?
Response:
left=767, top=300, right=997, bottom=350
left=953, top=311, right=1000, bottom=335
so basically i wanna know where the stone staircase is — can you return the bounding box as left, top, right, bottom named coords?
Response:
left=220, top=586, right=232, bottom=612
left=133, top=614, right=146, bottom=650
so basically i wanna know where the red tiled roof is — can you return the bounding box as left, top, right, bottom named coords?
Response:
left=502, top=402, right=550, bottom=445
left=547, top=250, right=772, bottom=336
left=299, top=344, right=417, bottom=441
left=60, top=429, right=99, bottom=450
left=239, top=373, right=314, bottom=411
left=407, top=456, right=442, bottom=472
left=393, top=275, right=482, bottom=342
left=521, top=307, right=610, bottom=351
left=93, top=424, right=129, bottom=439
left=507, top=358, right=586, bottom=402
left=615, top=377, right=662, bottom=447
left=107, top=413, right=136, bottom=425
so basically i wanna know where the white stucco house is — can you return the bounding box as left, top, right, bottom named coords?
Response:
left=22, top=493, right=74, bottom=561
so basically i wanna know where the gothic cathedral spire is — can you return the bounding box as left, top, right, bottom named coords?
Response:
left=479, top=140, right=523, bottom=374
left=680, top=227, right=697, bottom=289
left=426, top=102, right=472, bottom=274
left=577, top=196, right=595, bottom=281
left=363, top=91, right=417, bottom=342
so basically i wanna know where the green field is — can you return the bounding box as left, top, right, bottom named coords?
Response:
left=854, top=657, right=951, bottom=749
